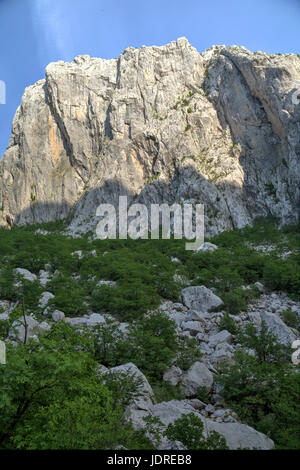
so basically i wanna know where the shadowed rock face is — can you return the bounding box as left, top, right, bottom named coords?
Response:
left=0, top=38, right=299, bottom=235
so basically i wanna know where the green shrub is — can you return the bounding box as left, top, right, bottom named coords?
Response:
left=176, top=336, right=202, bottom=370
left=280, top=309, right=299, bottom=330
left=222, top=289, right=247, bottom=314
left=47, top=274, right=89, bottom=316
left=219, top=312, right=239, bottom=335
left=165, top=413, right=228, bottom=449
left=263, top=259, right=300, bottom=299
left=93, top=312, right=179, bottom=381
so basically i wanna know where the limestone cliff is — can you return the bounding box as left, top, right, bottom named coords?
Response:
left=0, top=38, right=299, bottom=236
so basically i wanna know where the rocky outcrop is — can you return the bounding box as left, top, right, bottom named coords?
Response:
left=128, top=399, right=274, bottom=450
left=0, top=38, right=299, bottom=235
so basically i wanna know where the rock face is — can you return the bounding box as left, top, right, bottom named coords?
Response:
left=0, top=38, right=299, bottom=235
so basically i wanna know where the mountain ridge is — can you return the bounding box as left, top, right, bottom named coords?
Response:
left=0, top=38, right=299, bottom=236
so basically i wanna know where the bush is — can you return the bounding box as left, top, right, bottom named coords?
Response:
left=47, top=274, right=89, bottom=316
left=176, top=336, right=202, bottom=370
left=263, top=259, right=300, bottom=299
left=280, top=309, right=299, bottom=330
left=126, top=312, right=179, bottom=380
left=93, top=312, right=179, bottom=381
left=222, top=289, right=247, bottom=314
left=165, top=413, right=228, bottom=449
left=219, top=312, right=239, bottom=335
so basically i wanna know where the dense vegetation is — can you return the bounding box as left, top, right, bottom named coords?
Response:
left=0, top=217, right=299, bottom=449
left=0, top=216, right=299, bottom=320
left=217, top=323, right=300, bottom=449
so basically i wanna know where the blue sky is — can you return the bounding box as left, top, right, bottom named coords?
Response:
left=0, top=0, right=299, bottom=157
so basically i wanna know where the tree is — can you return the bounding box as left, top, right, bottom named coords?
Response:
left=0, top=323, right=150, bottom=449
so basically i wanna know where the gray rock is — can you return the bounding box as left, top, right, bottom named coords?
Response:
left=97, top=280, right=117, bottom=288
left=254, top=282, right=264, bottom=293
left=260, top=311, right=297, bottom=345
left=10, top=316, right=42, bottom=342
left=195, top=242, right=218, bottom=252
left=248, top=311, right=262, bottom=326
left=39, top=291, right=55, bottom=309
left=163, top=365, right=183, bottom=386
left=199, top=342, right=212, bottom=355
left=186, top=310, right=209, bottom=322
left=163, top=310, right=186, bottom=328
left=39, top=270, right=51, bottom=287
left=186, top=398, right=206, bottom=410
left=51, top=310, right=65, bottom=322
left=181, top=361, right=214, bottom=397
left=149, top=400, right=274, bottom=449
left=204, top=420, right=274, bottom=450
left=66, top=317, right=88, bottom=328
left=39, top=321, right=51, bottom=333
left=15, top=268, right=37, bottom=282
left=196, top=332, right=207, bottom=342
left=205, top=404, right=215, bottom=414
left=181, top=320, right=204, bottom=336
left=86, top=313, right=106, bottom=326
left=213, top=409, right=226, bottom=418
left=0, top=313, right=9, bottom=321
left=210, top=343, right=234, bottom=366
left=105, top=362, right=154, bottom=410
left=208, top=330, right=233, bottom=347
left=181, top=286, right=223, bottom=312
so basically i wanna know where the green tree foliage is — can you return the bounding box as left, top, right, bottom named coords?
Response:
left=165, top=413, right=228, bottom=450
left=0, top=323, right=151, bottom=449
left=217, top=324, right=300, bottom=449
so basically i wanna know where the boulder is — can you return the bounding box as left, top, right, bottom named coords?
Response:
left=181, top=320, right=204, bottom=336
left=163, top=365, right=183, bottom=386
left=195, top=242, right=218, bottom=253
left=39, top=321, right=51, bottom=333
left=208, top=330, right=233, bottom=348
left=260, top=311, right=297, bottom=345
left=66, top=317, right=88, bottom=328
left=39, top=270, right=51, bottom=286
left=210, top=343, right=234, bottom=366
left=51, top=310, right=65, bottom=322
left=97, top=280, right=117, bottom=288
left=86, top=313, right=106, bottom=326
left=15, top=268, right=37, bottom=282
left=104, top=362, right=154, bottom=410
left=150, top=400, right=274, bottom=449
left=181, top=361, right=214, bottom=397
left=10, top=316, right=42, bottom=342
left=39, top=291, right=55, bottom=309
left=0, top=312, right=9, bottom=321
left=254, top=281, right=264, bottom=293
left=181, top=286, right=223, bottom=312
left=203, top=419, right=274, bottom=450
